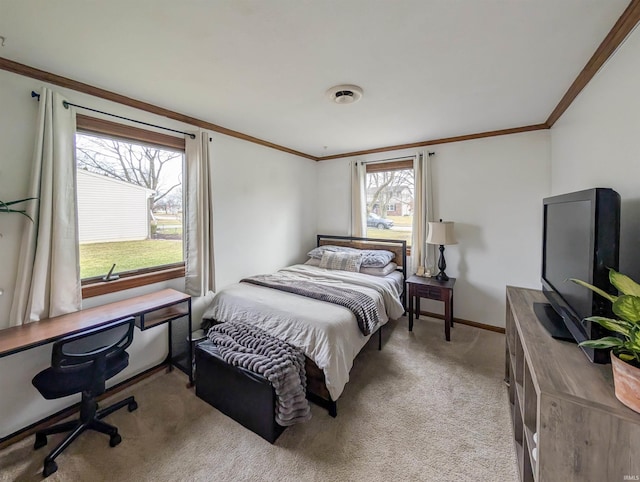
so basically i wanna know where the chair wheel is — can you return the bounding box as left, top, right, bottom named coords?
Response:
left=128, top=401, right=138, bottom=412
left=109, top=433, right=122, bottom=447
left=43, top=460, right=58, bottom=477
left=34, top=433, right=47, bottom=450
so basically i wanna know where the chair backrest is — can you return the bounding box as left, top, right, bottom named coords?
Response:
left=52, top=317, right=135, bottom=368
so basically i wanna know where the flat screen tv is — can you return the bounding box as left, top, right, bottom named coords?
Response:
left=537, top=187, right=620, bottom=364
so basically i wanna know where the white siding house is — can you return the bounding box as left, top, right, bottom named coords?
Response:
left=76, top=170, right=153, bottom=243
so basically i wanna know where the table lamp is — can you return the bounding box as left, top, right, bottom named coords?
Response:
left=426, top=219, right=457, bottom=281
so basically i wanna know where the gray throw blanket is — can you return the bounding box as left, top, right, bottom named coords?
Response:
left=207, top=321, right=311, bottom=427
left=241, top=275, right=381, bottom=335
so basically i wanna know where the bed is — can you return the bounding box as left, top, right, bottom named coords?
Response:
left=201, top=235, right=407, bottom=416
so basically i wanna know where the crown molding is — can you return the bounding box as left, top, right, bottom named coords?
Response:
left=316, top=124, right=549, bottom=161
left=0, top=57, right=318, bottom=161
left=2, top=0, right=638, bottom=163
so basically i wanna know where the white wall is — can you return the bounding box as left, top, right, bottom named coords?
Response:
left=0, top=68, right=317, bottom=437
left=550, top=26, right=640, bottom=280
left=211, top=134, right=318, bottom=289
left=317, top=131, right=551, bottom=327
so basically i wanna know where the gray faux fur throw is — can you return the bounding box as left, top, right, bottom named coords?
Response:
left=207, top=321, right=311, bottom=427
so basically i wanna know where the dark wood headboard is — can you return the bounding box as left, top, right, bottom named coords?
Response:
left=316, top=234, right=407, bottom=281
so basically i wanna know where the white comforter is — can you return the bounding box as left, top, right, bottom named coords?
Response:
left=204, top=264, right=405, bottom=400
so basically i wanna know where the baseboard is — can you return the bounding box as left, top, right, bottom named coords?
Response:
left=419, top=310, right=505, bottom=334
left=0, top=363, right=169, bottom=450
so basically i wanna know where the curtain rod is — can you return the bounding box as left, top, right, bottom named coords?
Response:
left=360, top=155, right=415, bottom=166
left=359, top=151, right=434, bottom=165
left=30, top=91, right=196, bottom=139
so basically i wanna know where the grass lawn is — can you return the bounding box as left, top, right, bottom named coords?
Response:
left=155, top=225, right=183, bottom=236
left=387, top=215, right=413, bottom=227
left=80, top=239, right=183, bottom=279
left=365, top=227, right=412, bottom=246
left=156, top=217, right=181, bottom=224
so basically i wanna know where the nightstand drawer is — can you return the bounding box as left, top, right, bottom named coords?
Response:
left=414, top=285, right=443, bottom=300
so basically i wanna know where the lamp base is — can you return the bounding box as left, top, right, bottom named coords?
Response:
left=434, top=272, right=449, bottom=282
left=435, top=244, right=449, bottom=281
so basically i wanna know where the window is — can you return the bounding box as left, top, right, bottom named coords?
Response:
left=365, top=160, right=414, bottom=248
left=75, top=115, right=186, bottom=297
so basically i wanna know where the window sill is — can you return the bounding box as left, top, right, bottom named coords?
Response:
left=82, top=265, right=185, bottom=299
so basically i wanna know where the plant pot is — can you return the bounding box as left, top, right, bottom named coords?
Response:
left=611, top=352, right=640, bottom=414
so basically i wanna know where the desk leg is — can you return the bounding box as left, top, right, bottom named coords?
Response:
left=444, top=291, right=451, bottom=341
left=167, top=321, right=174, bottom=371
left=187, top=298, right=193, bottom=387
left=165, top=300, right=194, bottom=387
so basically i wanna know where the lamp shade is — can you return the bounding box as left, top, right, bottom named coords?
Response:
left=426, top=221, right=457, bottom=246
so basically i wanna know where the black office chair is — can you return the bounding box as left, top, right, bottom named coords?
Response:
left=32, top=317, right=139, bottom=477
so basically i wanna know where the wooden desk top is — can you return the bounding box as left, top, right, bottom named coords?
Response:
left=0, top=288, right=190, bottom=358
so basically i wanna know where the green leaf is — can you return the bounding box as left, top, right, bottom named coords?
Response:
left=0, top=198, right=36, bottom=222
left=612, top=295, right=640, bottom=323
left=579, top=337, right=624, bottom=349
left=0, top=197, right=38, bottom=222
left=584, top=316, right=632, bottom=336
left=1, top=197, right=37, bottom=206
left=610, top=269, right=640, bottom=297
left=19, top=211, right=34, bottom=222
left=619, top=353, right=635, bottom=362
left=625, top=329, right=640, bottom=352
left=570, top=278, right=617, bottom=303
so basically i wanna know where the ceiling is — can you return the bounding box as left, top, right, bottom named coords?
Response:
left=0, top=0, right=632, bottom=158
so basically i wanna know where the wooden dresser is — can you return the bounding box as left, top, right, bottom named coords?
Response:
left=505, top=286, right=640, bottom=482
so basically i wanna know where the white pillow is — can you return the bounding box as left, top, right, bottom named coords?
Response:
left=307, top=245, right=359, bottom=258
left=307, top=257, right=398, bottom=277
left=360, top=262, right=398, bottom=277
left=318, top=251, right=363, bottom=272
left=307, top=245, right=395, bottom=268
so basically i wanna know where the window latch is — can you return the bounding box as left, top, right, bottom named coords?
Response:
left=102, top=264, right=120, bottom=282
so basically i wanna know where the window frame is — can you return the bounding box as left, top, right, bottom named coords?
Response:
left=76, top=115, right=186, bottom=298
left=364, top=159, right=414, bottom=256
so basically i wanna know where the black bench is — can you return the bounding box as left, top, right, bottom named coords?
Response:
left=195, top=341, right=286, bottom=443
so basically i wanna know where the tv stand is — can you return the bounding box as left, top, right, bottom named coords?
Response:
left=506, top=286, right=640, bottom=481
left=532, top=302, right=575, bottom=342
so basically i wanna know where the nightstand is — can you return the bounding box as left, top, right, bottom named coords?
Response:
left=407, top=275, right=456, bottom=341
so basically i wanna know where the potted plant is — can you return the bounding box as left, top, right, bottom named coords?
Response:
left=572, top=269, right=640, bottom=413
left=0, top=197, right=36, bottom=221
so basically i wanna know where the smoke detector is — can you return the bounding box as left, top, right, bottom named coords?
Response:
left=326, top=84, right=363, bottom=104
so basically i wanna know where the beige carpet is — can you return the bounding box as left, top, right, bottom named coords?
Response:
left=0, top=316, right=518, bottom=482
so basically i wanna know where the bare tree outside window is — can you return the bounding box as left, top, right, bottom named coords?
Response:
left=365, top=167, right=414, bottom=246
left=366, top=169, right=414, bottom=217
left=76, top=134, right=183, bottom=211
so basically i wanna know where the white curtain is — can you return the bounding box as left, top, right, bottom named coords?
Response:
left=10, top=88, right=81, bottom=326
left=411, top=152, right=436, bottom=275
left=350, top=160, right=367, bottom=237
left=185, top=130, right=215, bottom=296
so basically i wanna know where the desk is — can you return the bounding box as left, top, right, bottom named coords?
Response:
left=0, top=289, right=193, bottom=384
left=407, top=275, right=455, bottom=341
